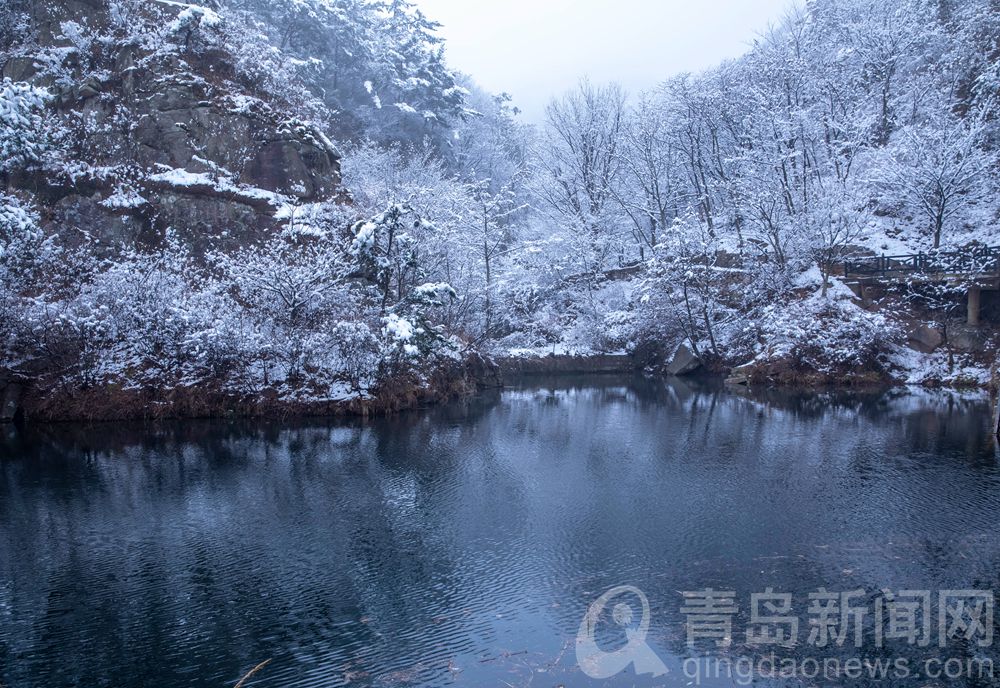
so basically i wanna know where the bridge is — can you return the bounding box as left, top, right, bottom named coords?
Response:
left=842, top=245, right=1000, bottom=326
left=844, top=245, right=1000, bottom=282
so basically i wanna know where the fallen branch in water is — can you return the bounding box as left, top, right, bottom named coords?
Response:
left=234, top=659, right=272, bottom=688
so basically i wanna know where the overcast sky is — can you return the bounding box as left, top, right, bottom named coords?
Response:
left=415, top=0, right=796, bottom=122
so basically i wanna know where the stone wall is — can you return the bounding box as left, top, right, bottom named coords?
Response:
left=495, top=354, right=635, bottom=377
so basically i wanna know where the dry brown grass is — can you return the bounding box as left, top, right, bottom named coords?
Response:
left=19, top=355, right=492, bottom=422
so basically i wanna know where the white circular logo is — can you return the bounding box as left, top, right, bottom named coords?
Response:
left=576, top=585, right=669, bottom=679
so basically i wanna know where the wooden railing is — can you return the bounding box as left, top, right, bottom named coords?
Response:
left=844, top=245, right=1000, bottom=280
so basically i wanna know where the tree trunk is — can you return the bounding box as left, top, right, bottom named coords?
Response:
left=682, top=285, right=702, bottom=357
left=933, top=203, right=945, bottom=249
left=702, top=303, right=718, bottom=355
left=484, top=239, right=493, bottom=337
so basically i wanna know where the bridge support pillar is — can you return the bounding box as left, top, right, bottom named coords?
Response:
left=968, top=286, right=982, bottom=327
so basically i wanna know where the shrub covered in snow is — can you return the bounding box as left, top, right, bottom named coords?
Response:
left=0, top=80, right=53, bottom=173
left=0, top=194, right=61, bottom=298
left=752, top=292, right=903, bottom=378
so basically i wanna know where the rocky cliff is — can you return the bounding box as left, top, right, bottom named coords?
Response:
left=2, top=0, right=344, bottom=251
left=0, top=1, right=375, bottom=422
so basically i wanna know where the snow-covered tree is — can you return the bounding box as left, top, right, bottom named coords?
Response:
left=350, top=203, right=430, bottom=313
left=613, top=95, right=684, bottom=259
left=0, top=79, right=53, bottom=175
left=534, top=80, right=627, bottom=273
left=0, top=1, right=31, bottom=51
left=641, top=217, right=732, bottom=358
left=223, top=0, right=468, bottom=145
left=877, top=115, right=995, bottom=248
left=460, top=182, right=525, bottom=337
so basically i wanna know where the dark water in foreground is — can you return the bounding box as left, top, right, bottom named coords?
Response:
left=1, top=377, right=1000, bottom=688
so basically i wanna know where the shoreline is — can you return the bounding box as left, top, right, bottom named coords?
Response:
left=2, top=352, right=995, bottom=425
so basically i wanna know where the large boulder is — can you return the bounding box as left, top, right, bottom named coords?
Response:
left=949, top=326, right=989, bottom=353
left=666, top=344, right=703, bottom=376
left=906, top=323, right=945, bottom=354
left=726, top=362, right=756, bottom=386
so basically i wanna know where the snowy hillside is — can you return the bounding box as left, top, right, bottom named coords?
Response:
left=1, top=0, right=999, bottom=419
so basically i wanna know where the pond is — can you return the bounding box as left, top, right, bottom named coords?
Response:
left=1, top=377, right=999, bottom=687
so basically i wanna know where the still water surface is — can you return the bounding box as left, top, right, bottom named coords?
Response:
left=1, top=377, right=999, bottom=687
